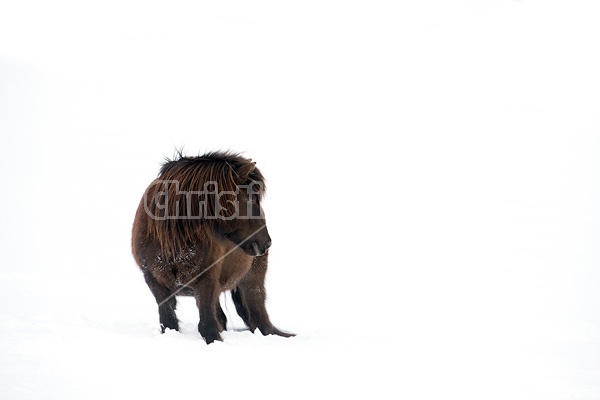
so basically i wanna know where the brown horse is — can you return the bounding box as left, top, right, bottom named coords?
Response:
left=131, top=151, right=294, bottom=343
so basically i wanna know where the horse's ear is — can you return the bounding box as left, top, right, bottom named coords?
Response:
left=237, top=161, right=257, bottom=182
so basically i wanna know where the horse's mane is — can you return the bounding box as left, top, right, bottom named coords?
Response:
left=143, top=150, right=266, bottom=258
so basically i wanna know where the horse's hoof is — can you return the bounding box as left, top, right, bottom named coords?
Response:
left=202, top=331, right=223, bottom=344
left=263, top=326, right=295, bottom=338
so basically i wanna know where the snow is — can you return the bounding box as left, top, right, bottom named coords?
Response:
left=1, top=0, right=600, bottom=399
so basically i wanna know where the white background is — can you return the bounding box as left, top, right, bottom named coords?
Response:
left=1, top=1, right=599, bottom=399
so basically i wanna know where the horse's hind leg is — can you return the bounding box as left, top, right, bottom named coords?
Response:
left=231, top=287, right=251, bottom=329
left=143, top=270, right=179, bottom=332
left=217, top=302, right=227, bottom=332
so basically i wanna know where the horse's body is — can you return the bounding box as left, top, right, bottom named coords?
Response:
left=131, top=151, right=293, bottom=343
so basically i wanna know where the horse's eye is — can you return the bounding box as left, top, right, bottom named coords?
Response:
left=250, top=181, right=262, bottom=194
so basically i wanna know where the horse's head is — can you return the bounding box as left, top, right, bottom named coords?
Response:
left=212, top=159, right=271, bottom=257
left=222, top=181, right=271, bottom=256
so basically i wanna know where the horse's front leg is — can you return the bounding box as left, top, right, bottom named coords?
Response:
left=193, top=272, right=223, bottom=344
left=232, top=253, right=295, bottom=338
left=143, top=270, right=179, bottom=333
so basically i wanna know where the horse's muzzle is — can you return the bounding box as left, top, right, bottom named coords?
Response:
left=251, top=240, right=271, bottom=257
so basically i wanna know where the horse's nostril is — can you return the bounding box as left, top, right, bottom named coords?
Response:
left=265, top=240, right=272, bottom=249
left=251, top=242, right=260, bottom=256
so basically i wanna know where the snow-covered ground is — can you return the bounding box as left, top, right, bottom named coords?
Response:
left=1, top=1, right=600, bottom=399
